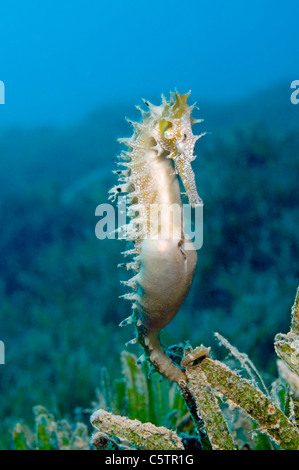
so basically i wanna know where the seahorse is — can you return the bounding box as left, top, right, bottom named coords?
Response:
left=109, top=91, right=204, bottom=383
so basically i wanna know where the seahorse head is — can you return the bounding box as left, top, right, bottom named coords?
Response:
left=151, top=91, right=205, bottom=207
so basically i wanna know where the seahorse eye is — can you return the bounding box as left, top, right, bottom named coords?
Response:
left=164, top=129, right=174, bottom=139
left=159, top=119, right=173, bottom=139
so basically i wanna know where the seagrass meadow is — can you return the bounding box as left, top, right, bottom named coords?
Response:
left=0, top=85, right=298, bottom=450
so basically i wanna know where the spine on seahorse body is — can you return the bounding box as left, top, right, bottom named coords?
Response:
left=109, top=91, right=204, bottom=383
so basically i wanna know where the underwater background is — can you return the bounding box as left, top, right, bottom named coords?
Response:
left=0, top=0, right=298, bottom=449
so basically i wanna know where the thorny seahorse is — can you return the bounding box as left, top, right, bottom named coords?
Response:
left=109, top=91, right=205, bottom=383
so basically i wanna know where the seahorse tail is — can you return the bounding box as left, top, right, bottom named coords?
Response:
left=135, top=321, right=186, bottom=383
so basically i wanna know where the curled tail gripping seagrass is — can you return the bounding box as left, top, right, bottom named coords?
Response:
left=109, top=91, right=204, bottom=383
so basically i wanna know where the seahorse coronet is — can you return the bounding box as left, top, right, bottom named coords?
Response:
left=110, top=90, right=204, bottom=382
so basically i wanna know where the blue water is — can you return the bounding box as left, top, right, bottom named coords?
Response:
left=0, top=0, right=298, bottom=127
